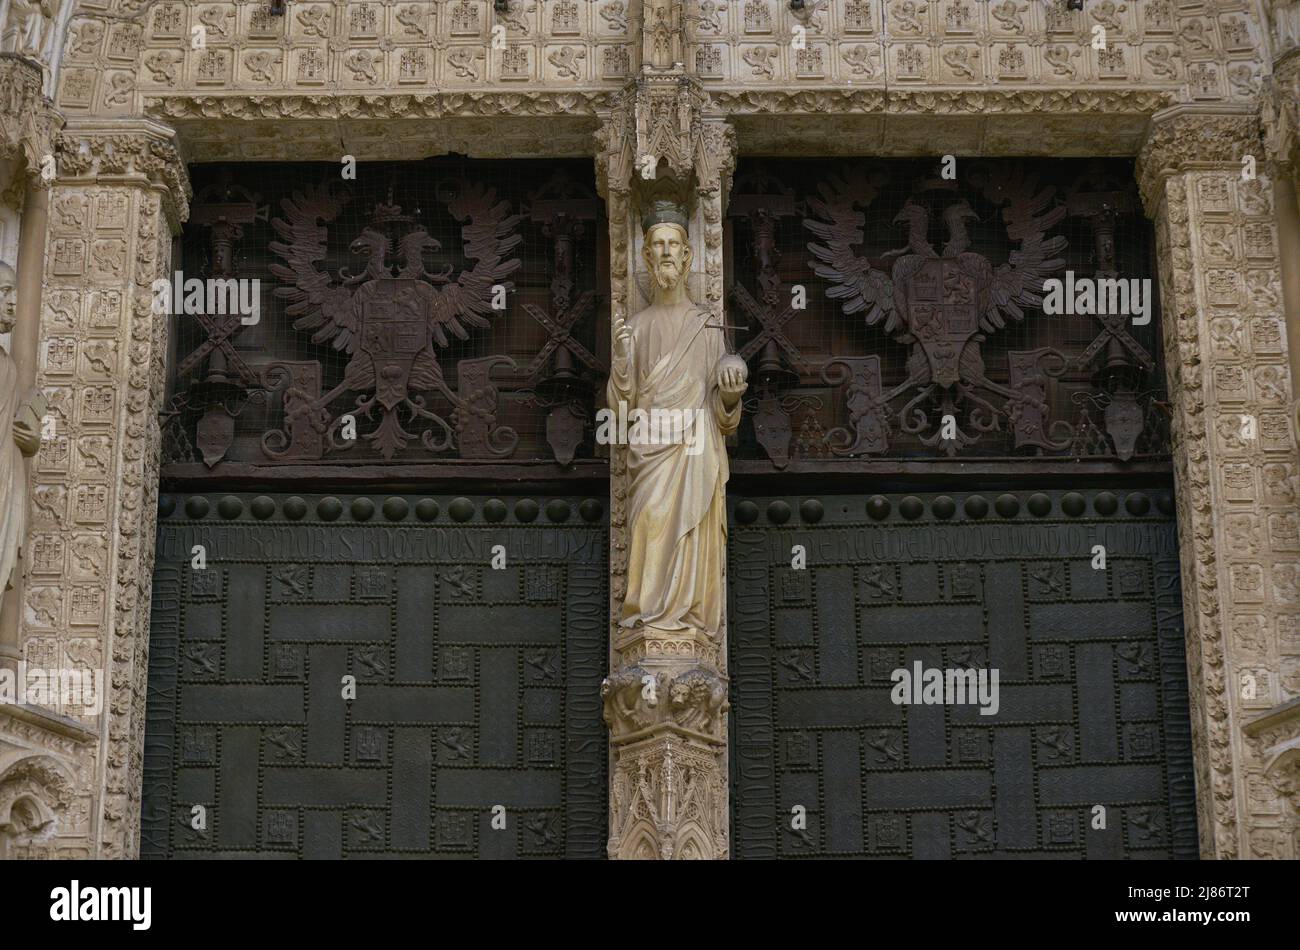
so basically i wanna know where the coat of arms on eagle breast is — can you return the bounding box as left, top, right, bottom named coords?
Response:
left=265, top=179, right=523, bottom=460
left=805, top=165, right=1070, bottom=456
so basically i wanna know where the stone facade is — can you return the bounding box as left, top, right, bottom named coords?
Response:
left=0, top=0, right=1296, bottom=859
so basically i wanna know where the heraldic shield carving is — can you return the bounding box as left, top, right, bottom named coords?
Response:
left=267, top=181, right=524, bottom=460
left=160, top=161, right=608, bottom=471
left=726, top=159, right=1169, bottom=466
left=805, top=165, right=1071, bottom=456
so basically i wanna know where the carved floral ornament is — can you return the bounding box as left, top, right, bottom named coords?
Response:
left=0, top=755, right=77, bottom=854
left=141, top=87, right=1181, bottom=129
left=145, top=91, right=617, bottom=122
left=52, top=125, right=192, bottom=224
left=1135, top=110, right=1261, bottom=213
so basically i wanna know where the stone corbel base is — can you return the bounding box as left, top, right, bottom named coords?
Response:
left=603, top=664, right=730, bottom=859
left=608, top=731, right=728, bottom=860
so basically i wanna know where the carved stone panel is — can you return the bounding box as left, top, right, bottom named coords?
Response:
left=141, top=492, right=607, bottom=858
left=728, top=488, right=1198, bottom=858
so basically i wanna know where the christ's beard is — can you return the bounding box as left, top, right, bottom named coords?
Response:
left=653, top=260, right=681, bottom=291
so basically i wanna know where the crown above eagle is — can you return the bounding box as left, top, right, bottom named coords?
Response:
left=369, top=188, right=416, bottom=228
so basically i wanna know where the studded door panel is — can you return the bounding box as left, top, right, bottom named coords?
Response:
left=142, top=492, right=607, bottom=858
left=728, top=488, right=1198, bottom=859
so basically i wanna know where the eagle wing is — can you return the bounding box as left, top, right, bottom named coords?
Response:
left=981, top=167, right=1068, bottom=332
left=268, top=183, right=358, bottom=352
left=805, top=167, right=899, bottom=332
left=426, top=179, right=524, bottom=347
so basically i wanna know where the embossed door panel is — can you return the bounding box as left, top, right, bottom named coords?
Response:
left=142, top=492, right=607, bottom=858
left=728, top=488, right=1198, bottom=859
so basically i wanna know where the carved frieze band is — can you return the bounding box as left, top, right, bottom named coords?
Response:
left=48, top=1, right=1269, bottom=115
left=143, top=90, right=616, bottom=121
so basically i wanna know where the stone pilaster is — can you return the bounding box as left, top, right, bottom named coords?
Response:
left=597, top=0, right=737, bottom=859
left=1139, top=107, right=1300, bottom=858
left=4, top=118, right=190, bottom=858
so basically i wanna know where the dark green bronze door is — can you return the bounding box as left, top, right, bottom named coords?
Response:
left=142, top=491, right=607, bottom=858
left=727, top=488, right=1198, bottom=859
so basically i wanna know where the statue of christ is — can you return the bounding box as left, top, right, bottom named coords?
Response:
left=607, top=202, right=747, bottom=641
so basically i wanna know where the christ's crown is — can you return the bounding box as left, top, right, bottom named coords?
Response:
left=641, top=200, right=689, bottom=234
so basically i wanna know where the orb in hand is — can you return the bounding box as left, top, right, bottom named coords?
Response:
left=718, top=353, right=748, bottom=389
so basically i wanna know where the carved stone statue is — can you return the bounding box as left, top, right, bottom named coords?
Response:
left=0, top=261, right=39, bottom=613
left=1266, top=0, right=1300, bottom=52
left=608, top=203, right=747, bottom=642
left=2, top=0, right=59, bottom=59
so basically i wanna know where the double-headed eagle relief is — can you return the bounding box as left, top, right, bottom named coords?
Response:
left=160, top=161, right=608, bottom=471
left=722, top=159, right=1168, bottom=466
left=267, top=179, right=524, bottom=460
left=804, top=165, right=1072, bottom=456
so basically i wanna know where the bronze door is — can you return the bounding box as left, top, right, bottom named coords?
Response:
left=142, top=491, right=607, bottom=858
left=727, top=488, right=1198, bottom=858
left=143, top=157, right=610, bottom=858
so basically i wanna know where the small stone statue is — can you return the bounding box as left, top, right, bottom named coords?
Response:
left=1266, top=0, right=1300, bottom=50
left=2, top=0, right=59, bottom=59
left=608, top=202, right=747, bottom=642
left=0, top=261, right=40, bottom=612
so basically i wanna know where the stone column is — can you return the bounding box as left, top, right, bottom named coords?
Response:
left=596, top=0, right=738, bottom=859
left=1139, top=107, right=1300, bottom=859
left=12, top=118, right=189, bottom=857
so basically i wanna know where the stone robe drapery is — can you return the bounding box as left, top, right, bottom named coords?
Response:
left=0, top=348, right=25, bottom=596
left=608, top=303, right=741, bottom=638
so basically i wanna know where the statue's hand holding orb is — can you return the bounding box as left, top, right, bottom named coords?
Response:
left=717, top=353, right=748, bottom=406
